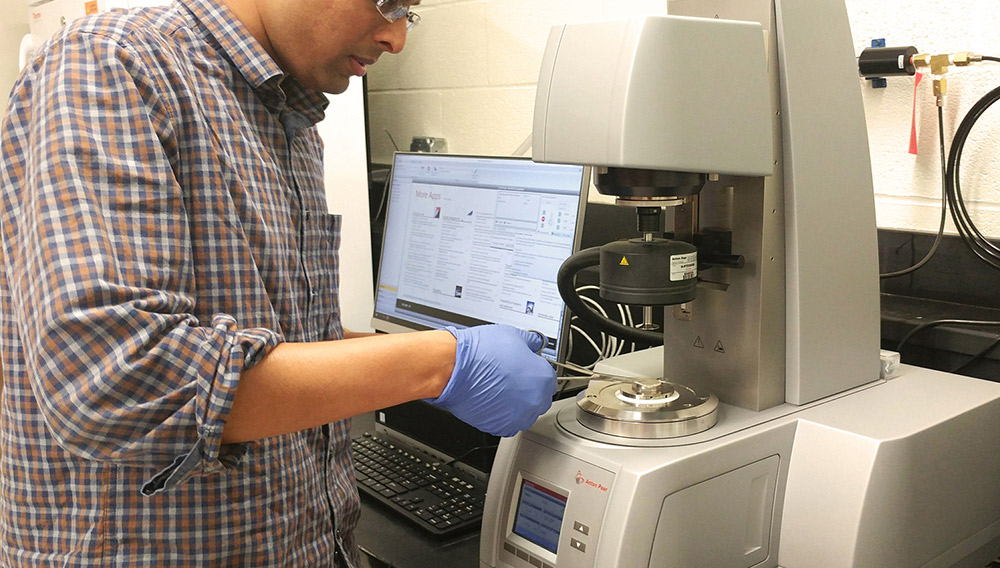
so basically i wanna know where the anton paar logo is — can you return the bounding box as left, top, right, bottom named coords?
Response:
left=575, top=470, right=609, bottom=492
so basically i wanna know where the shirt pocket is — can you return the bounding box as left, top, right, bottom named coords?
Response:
left=302, top=211, right=342, bottom=341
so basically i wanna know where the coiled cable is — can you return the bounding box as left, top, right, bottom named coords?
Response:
left=944, top=60, right=1000, bottom=270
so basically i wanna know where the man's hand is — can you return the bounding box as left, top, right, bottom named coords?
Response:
left=427, top=325, right=557, bottom=437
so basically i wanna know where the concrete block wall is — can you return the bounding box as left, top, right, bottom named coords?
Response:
left=849, top=0, right=1000, bottom=237
left=366, top=0, right=669, bottom=161
left=4, top=1, right=999, bottom=237
left=368, top=0, right=1000, bottom=238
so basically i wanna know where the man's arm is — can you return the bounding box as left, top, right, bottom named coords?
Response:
left=225, top=324, right=558, bottom=443
left=222, top=330, right=455, bottom=444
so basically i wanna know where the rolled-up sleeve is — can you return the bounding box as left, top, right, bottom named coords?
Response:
left=4, top=29, right=281, bottom=491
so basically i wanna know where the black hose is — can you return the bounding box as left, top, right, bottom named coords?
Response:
left=557, top=247, right=664, bottom=345
left=882, top=56, right=1000, bottom=276
left=880, top=105, right=948, bottom=278
left=945, top=81, right=1000, bottom=270
left=896, top=318, right=1000, bottom=352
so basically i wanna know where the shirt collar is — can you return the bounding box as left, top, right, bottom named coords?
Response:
left=176, top=0, right=329, bottom=124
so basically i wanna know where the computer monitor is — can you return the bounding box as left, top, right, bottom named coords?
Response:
left=371, top=152, right=589, bottom=363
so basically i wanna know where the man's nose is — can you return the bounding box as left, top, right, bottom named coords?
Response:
left=375, top=17, right=407, bottom=54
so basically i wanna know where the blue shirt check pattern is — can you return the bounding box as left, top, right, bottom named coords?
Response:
left=0, top=0, right=360, bottom=565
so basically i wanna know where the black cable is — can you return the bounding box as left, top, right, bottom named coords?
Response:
left=554, top=382, right=587, bottom=401
left=880, top=105, right=949, bottom=278
left=983, top=56, right=1000, bottom=63
left=556, top=247, right=664, bottom=345
left=373, top=179, right=389, bottom=223
left=556, top=379, right=571, bottom=397
left=951, top=336, right=1000, bottom=374
left=944, top=59, right=1000, bottom=271
left=374, top=129, right=401, bottom=223
left=896, top=318, right=1000, bottom=352
left=444, top=444, right=498, bottom=467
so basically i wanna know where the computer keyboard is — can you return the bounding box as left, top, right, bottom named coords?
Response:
left=351, top=433, right=488, bottom=539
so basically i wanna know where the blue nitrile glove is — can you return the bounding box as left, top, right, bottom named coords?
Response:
left=427, top=324, right=558, bottom=437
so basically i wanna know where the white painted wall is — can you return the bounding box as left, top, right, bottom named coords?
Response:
left=319, top=80, right=375, bottom=333
left=368, top=0, right=1000, bottom=237
left=1, top=0, right=31, bottom=116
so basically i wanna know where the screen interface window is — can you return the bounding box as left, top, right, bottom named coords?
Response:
left=512, top=478, right=568, bottom=554
left=374, top=155, right=585, bottom=360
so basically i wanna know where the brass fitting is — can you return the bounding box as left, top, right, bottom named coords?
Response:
left=951, top=51, right=982, bottom=66
left=933, top=76, right=948, bottom=101
left=929, top=53, right=951, bottom=75
left=911, top=51, right=982, bottom=107
left=911, top=51, right=981, bottom=72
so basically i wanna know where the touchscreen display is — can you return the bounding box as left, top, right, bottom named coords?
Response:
left=512, top=478, right=568, bottom=553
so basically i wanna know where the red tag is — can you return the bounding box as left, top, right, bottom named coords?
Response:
left=909, top=72, right=923, bottom=155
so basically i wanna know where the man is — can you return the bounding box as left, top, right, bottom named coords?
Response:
left=0, top=0, right=557, bottom=565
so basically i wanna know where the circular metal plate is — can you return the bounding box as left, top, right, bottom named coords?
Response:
left=576, top=378, right=719, bottom=439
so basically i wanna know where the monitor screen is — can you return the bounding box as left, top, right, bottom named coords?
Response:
left=371, top=153, right=588, bottom=362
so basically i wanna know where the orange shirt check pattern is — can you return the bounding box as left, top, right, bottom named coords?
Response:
left=0, top=0, right=359, bottom=565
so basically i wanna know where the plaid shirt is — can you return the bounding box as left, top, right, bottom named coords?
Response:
left=0, top=0, right=361, bottom=565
